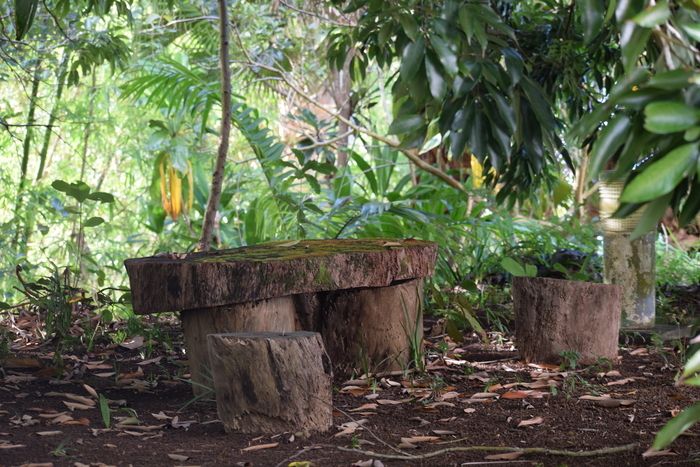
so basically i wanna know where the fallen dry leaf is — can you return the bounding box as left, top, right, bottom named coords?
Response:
left=241, top=442, right=279, bottom=452
left=335, top=419, right=367, bottom=437
left=63, top=401, right=93, bottom=411
left=167, top=453, right=190, bottom=461
left=517, top=416, right=544, bottom=427
left=36, top=431, right=62, bottom=436
left=501, top=390, right=531, bottom=400
left=82, top=384, right=99, bottom=399
left=120, top=336, right=144, bottom=350
left=137, top=356, right=163, bottom=366
left=432, top=429, right=456, bottom=435
left=606, top=378, right=638, bottom=386
left=151, top=411, right=171, bottom=421
left=352, top=460, right=384, bottom=467
left=463, top=408, right=476, bottom=414
left=350, top=403, right=377, bottom=412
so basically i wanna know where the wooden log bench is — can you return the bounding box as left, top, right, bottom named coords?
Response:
left=124, top=239, right=437, bottom=392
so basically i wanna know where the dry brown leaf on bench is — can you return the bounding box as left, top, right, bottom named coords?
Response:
left=241, top=442, right=279, bottom=452
left=517, top=416, right=544, bottom=427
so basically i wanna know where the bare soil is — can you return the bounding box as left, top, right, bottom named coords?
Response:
left=1, top=320, right=699, bottom=467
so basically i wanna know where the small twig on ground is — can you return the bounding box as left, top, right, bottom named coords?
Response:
left=331, top=442, right=639, bottom=461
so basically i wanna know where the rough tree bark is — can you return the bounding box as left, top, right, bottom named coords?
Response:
left=208, top=331, right=333, bottom=435
left=513, top=277, right=622, bottom=365
left=199, top=0, right=232, bottom=251
left=181, top=297, right=300, bottom=395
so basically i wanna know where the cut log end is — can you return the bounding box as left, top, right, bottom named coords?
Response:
left=513, top=277, right=622, bottom=365
left=207, top=331, right=333, bottom=435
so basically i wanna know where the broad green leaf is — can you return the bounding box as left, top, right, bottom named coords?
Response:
left=502, top=48, right=523, bottom=85
left=500, top=257, right=526, bottom=276
left=0, top=302, right=11, bottom=310
left=684, top=348, right=700, bottom=378
left=630, top=193, right=672, bottom=240
left=400, top=38, right=425, bottom=82
left=579, top=0, right=604, bottom=44
left=51, top=179, right=73, bottom=194
left=398, top=13, right=420, bottom=41
left=388, top=114, right=424, bottom=135
left=425, top=55, right=446, bottom=100
left=684, top=127, right=700, bottom=142
left=680, top=21, right=700, bottom=42
left=610, top=124, right=655, bottom=179
left=648, top=70, right=696, bottom=90
left=620, top=22, right=652, bottom=71
left=430, top=35, right=458, bottom=76
left=620, top=143, right=699, bottom=203
left=588, top=114, right=632, bottom=181
left=351, top=152, right=378, bottom=194
left=14, top=0, right=39, bottom=40
left=652, top=402, right=700, bottom=450
left=632, top=1, right=670, bottom=27
left=645, top=101, right=700, bottom=134
left=84, top=216, right=105, bottom=228
left=304, top=174, right=321, bottom=194
left=86, top=192, right=115, bottom=203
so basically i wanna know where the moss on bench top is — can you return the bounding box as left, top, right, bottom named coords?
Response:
left=124, top=238, right=437, bottom=314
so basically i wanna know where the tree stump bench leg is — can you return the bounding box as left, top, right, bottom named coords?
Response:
left=298, top=278, right=424, bottom=376
left=182, top=297, right=300, bottom=395
left=207, top=331, right=333, bottom=435
left=513, top=277, right=622, bottom=365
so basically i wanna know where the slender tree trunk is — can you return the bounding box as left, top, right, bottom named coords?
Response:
left=36, top=50, right=70, bottom=181
left=79, top=71, right=97, bottom=181
left=330, top=52, right=353, bottom=168
left=198, top=0, right=232, bottom=251
left=12, top=61, right=42, bottom=251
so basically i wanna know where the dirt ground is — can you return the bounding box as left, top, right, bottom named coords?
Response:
left=1, top=319, right=699, bottom=467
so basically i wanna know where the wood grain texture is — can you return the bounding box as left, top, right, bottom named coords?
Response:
left=513, top=277, right=622, bottom=365
left=297, top=279, right=424, bottom=376
left=125, top=239, right=437, bottom=314
left=208, top=332, right=332, bottom=435
left=181, top=297, right=300, bottom=395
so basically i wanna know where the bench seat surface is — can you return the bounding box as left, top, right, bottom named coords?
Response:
left=125, top=239, right=437, bottom=314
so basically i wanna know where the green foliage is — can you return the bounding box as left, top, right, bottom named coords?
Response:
left=98, top=394, right=111, bottom=428
left=500, top=257, right=537, bottom=278
left=652, top=337, right=700, bottom=450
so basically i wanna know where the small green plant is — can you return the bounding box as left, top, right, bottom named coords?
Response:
left=500, top=257, right=537, bottom=277
left=98, top=394, right=111, bottom=428
left=51, top=441, right=69, bottom=457
left=350, top=435, right=361, bottom=449
left=559, top=350, right=581, bottom=371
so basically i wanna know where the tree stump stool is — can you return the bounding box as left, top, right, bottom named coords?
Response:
left=513, top=277, right=622, bottom=365
left=207, top=332, right=332, bottom=435
left=124, top=239, right=437, bottom=393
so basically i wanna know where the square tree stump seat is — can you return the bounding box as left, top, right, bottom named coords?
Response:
left=124, top=239, right=437, bottom=392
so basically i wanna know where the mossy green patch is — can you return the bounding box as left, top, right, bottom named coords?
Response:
left=190, top=239, right=431, bottom=264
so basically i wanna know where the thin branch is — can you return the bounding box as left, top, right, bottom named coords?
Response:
left=295, top=129, right=354, bottom=150
left=278, top=0, right=353, bottom=27
left=41, top=0, right=75, bottom=43
left=331, top=442, right=640, bottom=461
left=241, top=59, right=467, bottom=194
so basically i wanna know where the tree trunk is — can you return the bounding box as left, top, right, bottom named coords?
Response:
left=208, top=331, right=333, bottom=435
left=181, top=298, right=300, bottom=395
left=199, top=0, right=232, bottom=251
left=330, top=52, right=354, bottom=168
left=513, top=277, right=622, bottom=365
left=13, top=61, right=42, bottom=251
